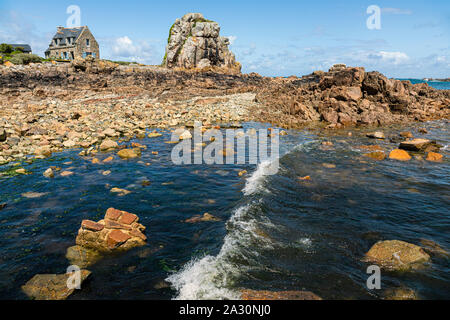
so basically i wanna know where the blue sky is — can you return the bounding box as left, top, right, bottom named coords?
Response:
left=0, top=0, right=449, bottom=78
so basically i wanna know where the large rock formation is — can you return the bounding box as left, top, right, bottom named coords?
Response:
left=163, top=13, right=241, bottom=73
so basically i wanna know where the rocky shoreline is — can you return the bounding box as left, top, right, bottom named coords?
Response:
left=0, top=61, right=449, bottom=166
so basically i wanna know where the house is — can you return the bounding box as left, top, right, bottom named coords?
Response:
left=9, top=44, right=32, bottom=54
left=45, top=26, right=99, bottom=60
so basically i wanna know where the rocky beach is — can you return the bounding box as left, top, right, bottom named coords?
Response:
left=0, top=12, right=449, bottom=301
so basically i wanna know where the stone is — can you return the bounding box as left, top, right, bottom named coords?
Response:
left=21, top=270, right=91, bottom=300
left=179, top=130, right=192, bottom=140
left=366, top=132, right=385, bottom=139
left=298, top=176, right=311, bottom=181
left=384, top=287, right=418, bottom=300
left=103, top=128, right=116, bottom=137
left=75, top=208, right=146, bottom=253
left=91, top=158, right=101, bottom=164
left=43, top=168, right=54, bottom=178
left=389, top=149, right=411, bottom=161
left=99, top=139, right=118, bottom=151
left=118, top=211, right=138, bottom=225
left=22, top=192, right=48, bottom=199
left=60, top=171, right=74, bottom=177
left=117, top=148, right=140, bottom=159
left=364, top=240, right=430, bottom=271
left=400, top=131, right=413, bottom=139
left=419, top=239, right=448, bottom=257
left=241, top=290, right=322, bottom=300
left=399, top=139, right=435, bottom=152
left=163, top=13, right=241, bottom=73
left=81, top=220, right=104, bottom=232
left=0, top=203, right=6, bottom=211
left=66, top=245, right=103, bottom=268
left=426, top=152, right=443, bottom=162
left=102, top=170, right=111, bottom=176
left=185, top=213, right=221, bottom=223
left=322, top=163, right=336, bottom=169
left=148, top=132, right=163, bottom=138
left=238, top=170, right=247, bottom=177
left=0, top=128, right=6, bottom=142
left=364, top=151, right=386, bottom=161
left=107, top=230, right=131, bottom=249
left=418, top=128, right=428, bottom=134
left=110, top=187, right=131, bottom=196
left=103, top=156, right=113, bottom=163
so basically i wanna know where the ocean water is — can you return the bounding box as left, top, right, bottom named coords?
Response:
left=0, top=121, right=449, bottom=300
left=398, top=79, right=450, bottom=90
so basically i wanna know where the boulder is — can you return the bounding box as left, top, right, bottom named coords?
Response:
left=399, top=139, right=435, bottom=152
left=117, top=148, right=141, bottom=159
left=75, top=208, right=147, bottom=253
left=163, top=13, right=241, bottom=73
left=43, top=168, right=54, bottom=178
left=425, top=152, right=443, bottom=162
left=99, top=139, right=118, bottom=151
left=185, top=212, right=221, bottom=223
left=21, top=270, right=91, bottom=300
left=66, top=245, right=103, bottom=268
left=241, top=290, right=322, bottom=300
left=389, top=149, right=411, bottom=161
left=364, top=151, right=386, bottom=161
left=366, top=132, right=385, bottom=139
left=384, top=287, right=418, bottom=300
left=364, top=240, right=430, bottom=271
left=0, top=128, right=6, bottom=142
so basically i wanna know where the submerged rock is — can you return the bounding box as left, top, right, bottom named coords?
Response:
left=364, top=151, right=386, bottom=161
left=389, top=149, right=411, bottom=161
left=66, top=245, right=103, bottom=268
left=240, top=290, right=322, bottom=300
left=185, top=212, right=221, bottom=223
left=399, top=139, right=437, bottom=152
left=43, top=168, right=54, bottom=178
left=384, top=287, right=418, bottom=300
left=364, top=240, right=430, bottom=271
left=426, top=152, right=443, bottom=162
left=117, top=148, right=140, bottom=159
left=21, top=270, right=91, bottom=300
left=75, top=208, right=147, bottom=253
left=366, top=132, right=385, bottom=139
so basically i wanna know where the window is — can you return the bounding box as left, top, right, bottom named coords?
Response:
left=86, top=39, right=90, bottom=46
left=93, top=53, right=96, bottom=58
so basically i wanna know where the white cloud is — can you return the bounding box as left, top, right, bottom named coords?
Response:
left=227, top=35, right=237, bottom=45
left=369, top=51, right=410, bottom=65
left=381, top=8, right=413, bottom=15
left=108, top=36, right=155, bottom=63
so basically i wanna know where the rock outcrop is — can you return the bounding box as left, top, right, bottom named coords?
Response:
left=163, top=13, right=241, bottom=73
left=256, top=65, right=450, bottom=128
left=364, top=240, right=430, bottom=271
left=75, top=208, right=147, bottom=253
left=21, top=270, right=91, bottom=300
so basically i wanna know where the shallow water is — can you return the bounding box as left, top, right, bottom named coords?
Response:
left=0, top=120, right=449, bottom=300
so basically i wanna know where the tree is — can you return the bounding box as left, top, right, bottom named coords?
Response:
left=0, top=44, right=13, bottom=54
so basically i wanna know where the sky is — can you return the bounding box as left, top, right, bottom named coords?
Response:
left=0, top=0, right=449, bottom=78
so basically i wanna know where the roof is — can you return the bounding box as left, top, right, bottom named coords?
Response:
left=49, top=26, right=86, bottom=47
left=9, top=44, right=32, bottom=52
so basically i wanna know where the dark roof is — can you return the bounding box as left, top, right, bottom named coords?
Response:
left=9, top=44, right=32, bottom=52
left=49, top=27, right=85, bottom=47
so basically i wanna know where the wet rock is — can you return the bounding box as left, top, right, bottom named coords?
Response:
left=364, top=151, right=386, bottom=161
left=103, top=156, right=113, bottom=163
left=389, top=149, right=411, bottom=161
left=240, top=290, right=322, bottom=300
left=364, top=240, right=430, bottom=271
left=148, top=132, right=163, bottom=138
left=399, top=139, right=436, bottom=152
left=91, top=158, right=101, bottom=164
left=110, top=187, right=131, bottom=196
left=99, top=139, right=118, bottom=151
left=22, top=192, right=48, bottom=199
left=298, top=175, right=311, bottom=181
left=117, top=148, right=140, bottom=159
left=43, top=168, right=54, bottom=178
left=102, top=170, right=111, bottom=176
left=426, top=152, right=443, bottom=162
left=418, top=128, right=428, bottom=134
left=238, top=170, right=247, bottom=176
left=185, top=212, right=221, bottom=223
left=0, top=128, right=6, bottom=142
left=75, top=208, right=146, bottom=253
left=366, top=132, right=385, bottom=139
left=322, top=163, right=336, bottom=169
left=0, top=203, right=6, bottom=210
left=400, top=131, right=414, bottom=139
left=60, top=171, right=74, bottom=177
left=21, top=270, right=91, bottom=300
left=358, top=145, right=383, bottom=151
left=419, top=239, right=449, bottom=257
left=384, top=287, right=418, bottom=300
left=66, top=245, right=103, bottom=268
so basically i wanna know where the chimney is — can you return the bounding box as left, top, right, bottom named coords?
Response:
left=57, top=26, right=64, bottom=32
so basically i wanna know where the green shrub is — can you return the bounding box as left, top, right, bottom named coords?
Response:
left=0, top=44, right=13, bottom=54
left=9, top=53, right=42, bottom=65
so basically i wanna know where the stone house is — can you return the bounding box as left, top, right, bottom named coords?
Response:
left=45, top=26, right=99, bottom=60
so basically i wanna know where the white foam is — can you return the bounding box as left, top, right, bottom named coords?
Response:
left=243, top=160, right=278, bottom=195
left=167, top=142, right=308, bottom=300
